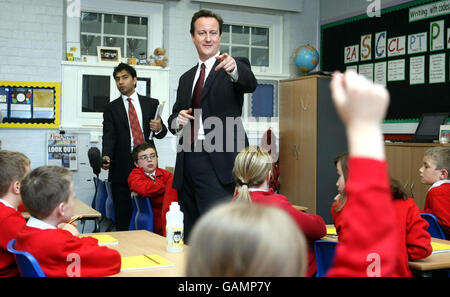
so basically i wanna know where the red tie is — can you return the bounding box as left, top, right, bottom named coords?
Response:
left=191, top=63, right=205, bottom=142
left=127, top=98, right=144, bottom=148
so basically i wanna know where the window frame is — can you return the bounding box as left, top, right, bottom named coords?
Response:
left=67, top=0, right=163, bottom=62
left=213, top=9, right=283, bottom=75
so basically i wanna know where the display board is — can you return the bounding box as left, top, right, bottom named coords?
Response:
left=0, top=81, right=60, bottom=128
left=321, top=0, right=450, bottom=121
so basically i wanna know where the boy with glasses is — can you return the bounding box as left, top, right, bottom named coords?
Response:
left=128, top=142, right=177, bottom=235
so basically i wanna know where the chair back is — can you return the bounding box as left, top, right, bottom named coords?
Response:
left=314, top=240, right=338, bottom=277
left=104, top=181, right=115, bottom=222
left=93, top=177, right=107, bottom=217
left=129, top=195, right=154, bottom=232
left=421, top=213, right=446, bottom=239
left=6, top=239, right=46, bottom=277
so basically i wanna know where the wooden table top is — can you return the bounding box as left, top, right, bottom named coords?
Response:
left=22, top=198, right=101, bottom=220
left=83, top=230, right=188, bottom=277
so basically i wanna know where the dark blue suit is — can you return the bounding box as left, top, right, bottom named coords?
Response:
left=168, top=57, right=257, bottom=240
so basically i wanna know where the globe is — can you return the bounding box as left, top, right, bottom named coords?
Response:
left=294, top=45, right=319, bottom=73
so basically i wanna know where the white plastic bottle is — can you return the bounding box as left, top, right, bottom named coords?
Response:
left=166, top=202, right=184, bottom=253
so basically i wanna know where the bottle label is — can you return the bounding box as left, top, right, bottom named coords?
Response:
left=167, top=227, right=184, bottom=247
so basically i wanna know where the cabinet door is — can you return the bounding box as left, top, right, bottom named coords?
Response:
left=385, top=144, right=431, bottom=209
left=409, top=146, right=430, bottom=209
left=279, top=81, right=300, bottom=205
left=294, top=79, right=317, bottom=214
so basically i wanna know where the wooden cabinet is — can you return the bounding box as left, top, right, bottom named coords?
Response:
left=279, top=75, right=347, bottom=223
left=385, top=142, right=450, bottom=209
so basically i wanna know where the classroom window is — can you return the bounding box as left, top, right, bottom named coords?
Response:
left=80, top=12, right=148, bottom=58
left=220, top=25, right=269, bottom=67
left=213, top=9, right=283, bottom=75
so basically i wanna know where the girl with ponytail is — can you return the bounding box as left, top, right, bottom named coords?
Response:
left=232, top=146, right=326, bottom=277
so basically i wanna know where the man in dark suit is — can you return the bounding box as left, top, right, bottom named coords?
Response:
left=168, top=10, right=257, bottom=240
left=102, top=63, right=167, bottom=231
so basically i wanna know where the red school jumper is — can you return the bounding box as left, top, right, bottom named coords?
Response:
left=327, top=158, right=399, bottom=277
left=234, top=189, right=326, bottom=277
left=422, top=182, right=450, bottom=239
left=0, top=203, right=26, bottom=277
left=332, top=196, right=431, bottom=276
left=128, top=167, right=178, bottom=236
left=15, top=226, right=121, bottom=277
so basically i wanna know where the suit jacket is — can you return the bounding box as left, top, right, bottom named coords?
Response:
left=168, top=57, right=257, bottom=189
left=102, top=94, right=168, bottom=183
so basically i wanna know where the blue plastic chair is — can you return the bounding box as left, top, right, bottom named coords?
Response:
left=129, top=195, right=154, bottom=232
left=6, top=239, right=46, bottom=277
left=314, top=240, right=338, bottom=277
left=421, top=213, right=446, bottom=239
left=104, top=180, right=115, bottom=223
left=92, top=177, right=107, bottom=218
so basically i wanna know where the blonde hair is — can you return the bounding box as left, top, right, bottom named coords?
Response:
left=0, top=150, right=30, bottom=197
left=424, top=147, right=450, bottom=173
left=233, top=146, right=273, bottom=203
left=186, top=202, right=307, bottom=277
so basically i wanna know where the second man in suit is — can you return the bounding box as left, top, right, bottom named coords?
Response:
left=102, top=63, right=167, bottom=231
left=168, top=9, right=257, bottom=240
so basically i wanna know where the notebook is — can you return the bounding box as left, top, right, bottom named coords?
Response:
left=431, top=242, right=450, bottom=254
left=326, top=227, right=337, bottom=236
left=121, top=254, right=174, bottom=271
left=80, top=234, right=119, bottom=246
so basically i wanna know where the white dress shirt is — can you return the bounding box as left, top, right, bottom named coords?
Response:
left=26, top=216, right=57, bottom=230
left=0, top=198, right=16, bottom=210
left=428, top=179, right=450, bottom=192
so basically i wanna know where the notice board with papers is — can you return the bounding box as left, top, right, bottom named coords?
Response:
left=320, top=0, right=450, bottom=122
left=0, top=81, right=60, bottom=128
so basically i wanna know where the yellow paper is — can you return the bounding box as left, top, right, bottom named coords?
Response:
left=431, top=242, right=450, bottom=253
left=326, top=227, right=337, bottom=236
left=121, top=254, right=174, bottom=271
left=80, top=234, right=118, bottom=246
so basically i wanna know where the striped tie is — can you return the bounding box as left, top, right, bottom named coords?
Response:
left=127, top=98, right=144, bottom=148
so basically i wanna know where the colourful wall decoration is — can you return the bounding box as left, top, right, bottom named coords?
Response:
left=0, top=81, right=60, bottom=129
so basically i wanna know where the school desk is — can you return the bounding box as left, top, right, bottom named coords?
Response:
left=83, top=230, right=188, bottom=277
left=322, top=225, right=450, bottom=276
left=21, top=198, right=101, bottom=232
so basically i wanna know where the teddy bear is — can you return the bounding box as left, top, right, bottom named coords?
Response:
left=149, top=48, right=168, bottom=68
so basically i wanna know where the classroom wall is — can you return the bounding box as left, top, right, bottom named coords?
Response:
left=0, top=0, right=319, bottom=230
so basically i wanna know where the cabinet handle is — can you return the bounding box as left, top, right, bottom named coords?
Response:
left=292, top=144, right=299, bottom=160
left=300, top=96, right=308, bottom=111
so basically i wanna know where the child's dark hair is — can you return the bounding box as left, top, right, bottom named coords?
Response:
left=113, top=62, right=137, bottom=79
left=132, top=142, right=158, bottom=162
left=190, top=9, right=223, bottom=36
left=390, top=177, right=408, bottom=200
left=21, top=166, right=73, bottom=220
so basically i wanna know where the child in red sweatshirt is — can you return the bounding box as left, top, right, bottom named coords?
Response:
left=232, top=146, right=326, bottom=277
left=419, top=146, right=450, bottom=239
left=128, top=142, right=178, bottom=236
left=332, top=153, right=431, bottom=276
left=0, top=150, right=30, bottom=277
left=327, top=70, right=399, bottom=276
left=15, top=166, right=121, bottom=277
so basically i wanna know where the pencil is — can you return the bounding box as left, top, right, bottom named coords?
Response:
left=144, top=254, right=160, bottom=265
left=68, top=216, right=82, bottom=224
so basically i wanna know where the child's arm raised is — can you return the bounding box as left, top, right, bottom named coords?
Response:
left=327, top=71, right=399, bottom=277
